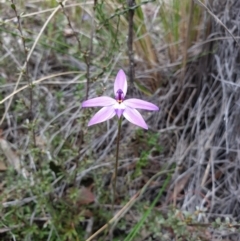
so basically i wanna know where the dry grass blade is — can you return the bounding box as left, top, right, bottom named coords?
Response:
left=0, top=71, right=81, bottom=105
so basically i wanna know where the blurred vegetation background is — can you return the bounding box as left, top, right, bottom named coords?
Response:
left=1, top=0, right=240, bottom=240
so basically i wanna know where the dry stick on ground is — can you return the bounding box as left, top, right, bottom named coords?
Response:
left=127, top=0, right=135, bottom=95
left=10, top=0, right=36, bottom=145
left=194, top=0, right=240, bottom=47
left=0, top=0, right=69, bottom=126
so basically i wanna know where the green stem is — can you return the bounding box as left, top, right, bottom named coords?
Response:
left=112, top=116, right=122, bottom=212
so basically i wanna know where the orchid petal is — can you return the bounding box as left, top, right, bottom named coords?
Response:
left=114, top=102, right=126, bottom=118
left=124, top=99, right=159, bottom=111
left=115, top=109, right=124, bottom=118
left=82, top=96, right=115, bottom=107
left=123, top=107, right=148, bottom=129
left=114, top=69, right=127, bottom=96
left=88, top=106, right=116, bottom=126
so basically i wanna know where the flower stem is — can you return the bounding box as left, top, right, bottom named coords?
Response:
left=112, top=116, right=122, bottom=212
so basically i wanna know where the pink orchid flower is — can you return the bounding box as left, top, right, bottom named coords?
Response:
left=82, top=69, right=159, bottom=129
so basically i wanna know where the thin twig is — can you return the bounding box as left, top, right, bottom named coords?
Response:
left=58, top=1, right=93, bottom=100
left=127, top=0, right=135, bottom=95
left=10, top=0, right=35, bottom=145
left=58, top=2, right=81, bottom=50
left=85, top=0, right=97, bottom=100
left=100, top=0, right=155, bottom=26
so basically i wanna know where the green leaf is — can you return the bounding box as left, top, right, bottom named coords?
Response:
left=11, top=4, right=16, bottom=10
